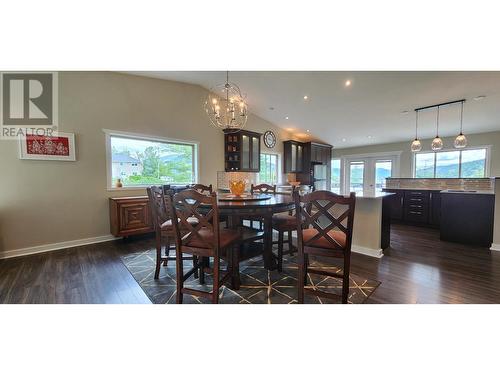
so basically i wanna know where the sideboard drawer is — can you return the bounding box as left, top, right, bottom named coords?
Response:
left=109, top=196, right=154, bottom=237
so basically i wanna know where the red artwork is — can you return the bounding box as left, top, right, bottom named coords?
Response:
left=26, top=135, right=70, bottom=156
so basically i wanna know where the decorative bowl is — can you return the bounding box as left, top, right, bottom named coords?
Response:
left=229, top=180, right=246, bottom=196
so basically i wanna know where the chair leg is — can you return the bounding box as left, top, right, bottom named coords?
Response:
left=342, top=254, right=351, bottom=304
left=231, top=245, right=241, bottom=290
left=288, top=230, right=293, bottom=255
left=199, top=257, right=206, bottom=285
left=176, top=248, right=184, bottom=304
left=304, top=254, right=309, bottom=286
left=163, top=236, right=170, bottom=266
left=193, top=255, right=199, bottom=279
left=154, top=233, right=162, bottom=280
left=297, top=252, right=305, bottom=304
left=277, top=231, right=284, bottom=272
left=212, top=256, right=220, bottom=304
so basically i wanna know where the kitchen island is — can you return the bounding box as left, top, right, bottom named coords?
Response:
left=349, top=192, right=394, bottom=258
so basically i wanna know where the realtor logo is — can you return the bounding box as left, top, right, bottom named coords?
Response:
left=1, top=72, right=58, bottom=140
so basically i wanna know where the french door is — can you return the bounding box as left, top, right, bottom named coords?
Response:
left=345, top=156, right=398, bottom=195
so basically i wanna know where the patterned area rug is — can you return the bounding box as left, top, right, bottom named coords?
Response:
left=121, top=248, right=380, bottom=304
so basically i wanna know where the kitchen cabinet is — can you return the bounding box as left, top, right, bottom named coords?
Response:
left=284, top=140, right=305, bottom=173
left=224, top=129, right=261, bottom=172
left=383, top=188, right=441, bottom=228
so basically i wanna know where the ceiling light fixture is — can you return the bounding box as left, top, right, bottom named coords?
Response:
left=204, top=71, right=247, bottom=133
left=431, top=106, right=443, bottom=151
left=306, top=129, right=310, bottom=133
left=342, top=138, right=346, bottom=142
left=454, top=100, right=467, bottom=149
left=473, top=95, right=486, bottom=101
left=303, top=95, right=308, bottom=100
left=401, top=110, right=409, bottom=115
left=367, top=135, right=372, bottom=139
left=410, top=110, right=422, bottom=152
left=345, top=80, right=352, bottom=87
left=285, top=116, right=289, bottom=120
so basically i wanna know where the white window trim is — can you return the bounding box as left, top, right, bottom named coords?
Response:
left=411, top=145, right=491, bottom=178
left=258, top=151, right=282, bottom=185
left=103, top=129, right=200, bottom=191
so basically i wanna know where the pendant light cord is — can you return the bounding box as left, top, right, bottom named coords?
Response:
left=436, top=106, right=440, bottom=136
left=415, top=110, right=419, bottom=139
left=460, top=101, right=464, bottom=135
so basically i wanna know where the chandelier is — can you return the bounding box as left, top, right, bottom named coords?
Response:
left=204, top=71, right=248, bottom=132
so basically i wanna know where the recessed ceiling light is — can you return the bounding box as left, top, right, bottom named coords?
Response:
left=342, top=138, right=346, bottom=142
left=285, top=116, right=289, bottom=120
left=367, top=135, right=372, bottom=139
left=473, top=95, right=486, bottom=101
left=345, top=80, right=351, bottom=87
left=269, top=106, right=275, bottom=110
left=306, top=129, right=310, bottom=133
left=401, top=110, right=409, bottom=115
left=303, top=95, right=308, bottom=100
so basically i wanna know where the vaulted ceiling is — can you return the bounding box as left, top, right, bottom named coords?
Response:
left=127, top=71, right=500, bottom=149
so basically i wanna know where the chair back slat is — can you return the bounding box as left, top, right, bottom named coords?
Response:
left=147, top=186, right=170, bottom=230
left=251, top=183, right=276, bottom=194
left=166, top=190, right=220, bottom=252
left=294, top=190, right=356, bottom=251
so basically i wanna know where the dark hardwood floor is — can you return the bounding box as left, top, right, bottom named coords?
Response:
left=1, top=224, right=500, bottom=303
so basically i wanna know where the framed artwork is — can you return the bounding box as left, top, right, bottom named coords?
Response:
left=18, top=132, right=76, bottom=161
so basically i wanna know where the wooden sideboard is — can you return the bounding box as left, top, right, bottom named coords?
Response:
left=109, top=196, right=154, bottom=237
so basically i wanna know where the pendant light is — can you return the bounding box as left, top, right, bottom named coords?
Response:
left=410, top=110, right=422, bottom=152
left=454, top=100, right=467, bottom=148
left=431, top=106, right=443, bottom=151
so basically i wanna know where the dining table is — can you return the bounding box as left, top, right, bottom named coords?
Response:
left=215, top=192, right=295, bottom=288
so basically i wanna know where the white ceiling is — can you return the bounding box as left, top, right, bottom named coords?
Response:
left=127, top=71, right=500, bottom=149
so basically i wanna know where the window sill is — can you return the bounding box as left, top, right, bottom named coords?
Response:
left=107, top=186, right=148, bottom=192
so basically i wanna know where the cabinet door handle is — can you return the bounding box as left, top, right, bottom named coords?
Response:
left=409, top=211, right=423, bottom=215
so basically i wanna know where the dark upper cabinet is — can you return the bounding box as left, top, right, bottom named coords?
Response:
left=284, top=140, right=305, bottom=173
left=224, top=129, right=261, bottom=172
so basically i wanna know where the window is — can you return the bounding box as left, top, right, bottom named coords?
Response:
left=106, top=131, right=198, bottom=188
left=331, top=158, right=341, bottom=193
left=349, top=161, right=365, bottom=193
left=413, top=147, right=488, bottom=178
left=375, top=160, right=392, bottom=191
left=259, top=153, right=279, bottom=184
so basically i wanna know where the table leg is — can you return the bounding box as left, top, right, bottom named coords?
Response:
left=263, top=213, right=277, bottom=270
left=226, top=214, right=241, bottom=289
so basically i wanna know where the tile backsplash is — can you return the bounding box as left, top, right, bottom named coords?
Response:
left=386, top=178, right=494, bottom=191
left=217, top=171, right=258, bottom=190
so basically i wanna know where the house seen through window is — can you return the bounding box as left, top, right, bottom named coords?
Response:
left=109, top=135, right=197, bottom=187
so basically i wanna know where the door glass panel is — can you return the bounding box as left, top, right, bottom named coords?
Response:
left=331, top=159, right=341, bottom=194
left=349, top=162, right=364, bottom=193
left=460, top=149, right=486, bottom=177
left=435, top=151, right=460, bottom=178
left=242, top=135, right=250, bottom=169
left=291, top=144, right=297, bottom=171
left=375, top=160, right=392, bottom=192
left=252, top=136, right=259, bottom=169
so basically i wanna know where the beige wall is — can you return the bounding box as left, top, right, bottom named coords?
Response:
left=332, top=131, right=500, bottom=178
left=0, top=72, right=291, bottom=253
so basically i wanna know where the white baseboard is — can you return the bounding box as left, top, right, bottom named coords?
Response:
left=351, top=245, right=384, bottom=258
left=490, top=243, right=500, bottom=252
left=0, top=235, right=120, bottom=260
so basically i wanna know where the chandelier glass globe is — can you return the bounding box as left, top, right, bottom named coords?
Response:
left=431, top=136, right=443, bottom=151
left=411, top=138, right=422, bottom=152
left=204, top=72, right=247, bottom=133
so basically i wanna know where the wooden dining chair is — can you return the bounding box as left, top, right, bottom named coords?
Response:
left=189, top=183, right=213, bottom=195
left=166, top=190, right=242, bottom=304
left=294, top=190, right=356, bottom=304
left=147, top=186, right=198, bottom=279
left=247, top=184, right=276, bottom=230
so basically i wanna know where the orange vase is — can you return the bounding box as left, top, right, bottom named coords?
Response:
left=229, top=180, right=246, bottom=196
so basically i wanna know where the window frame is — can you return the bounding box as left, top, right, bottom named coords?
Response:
left=412, top=145, right=491, bottom=178
left=258, top=151, right=281, bottom=185
left=104, top=129, right=199, bottom=191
